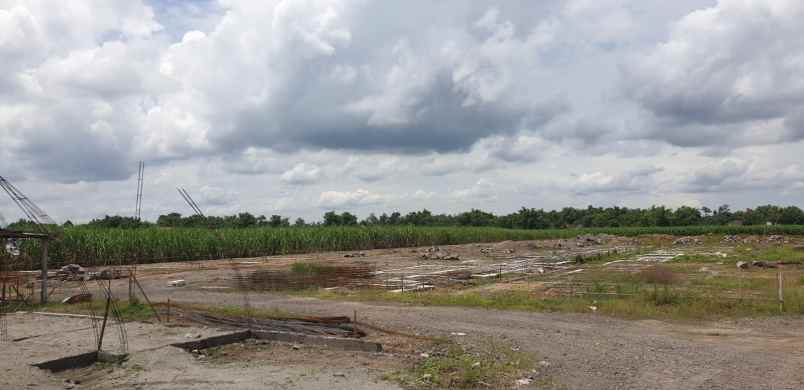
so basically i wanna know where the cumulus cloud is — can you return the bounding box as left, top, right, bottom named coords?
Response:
left=318, top=188, right=386, bottom=209
left=622, top=0, right=804, bottom=147
left=281, top=163, right=323, bottom=185
left=198, top=185, right=236, bottom=207
left=565, top=167, right=662, bottom=196
left=342, top=156, right=402, bottom=183
left=219, top=148, right=288, bottom=176
left=679, top=158, right=804, bottom=193
left=452, top=179, right=497, bottom=200
left=184, top=1, right=569, bottom=154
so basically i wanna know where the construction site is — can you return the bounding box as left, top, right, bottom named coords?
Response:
left=3, top=171, right=804, bottom=390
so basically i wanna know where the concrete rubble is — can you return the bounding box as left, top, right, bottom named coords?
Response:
left=420, top=246, right=460, bottom=261
left=673, top=236, right=702, bottom=246
left=57, top=264, right=126, bottom=281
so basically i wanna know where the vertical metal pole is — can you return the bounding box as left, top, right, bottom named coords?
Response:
left=40, top=240, right=48, bottom=304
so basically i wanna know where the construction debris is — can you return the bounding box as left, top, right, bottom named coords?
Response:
left=96, top=269, right=125, bottom=280
left=420, top=247, right=460, bottom=261
left=61, top=293, right=91, bottom=304
left=166, top=309, right=365, bottom=338
left=57, top=265, right=126, bottom=281
left=343, top=252, right=366, bottom=258
left=576, top=234, right=606, bottom=247
left=57, top=264, right=87, bottom=281
left=168, top=279, right=187, bottom=287
left=673, top=236, right=702, bottom=246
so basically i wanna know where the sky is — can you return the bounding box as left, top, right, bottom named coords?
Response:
left=1, top=0, right=804, bottom=224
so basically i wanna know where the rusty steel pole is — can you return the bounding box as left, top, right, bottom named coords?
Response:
left=40, top=240, right=48, bottom=304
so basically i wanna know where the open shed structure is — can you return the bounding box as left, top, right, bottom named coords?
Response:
left=0, top=229, right=53, bottom=304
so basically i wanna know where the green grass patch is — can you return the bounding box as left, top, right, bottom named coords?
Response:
left=674, top=254, right=729, bottom=263
left=755, top=246, right=804, bottom=263
left=691, top=275, right=772, bottom=290
left=305, top=281, right=804, bottom=320
left=289, top=262, right=338, bottom=275
left=388, top=339, right=534, bottom=389
left=33, top=300, right=157, bottom=322
left=172, top=302, right=295, bottom=320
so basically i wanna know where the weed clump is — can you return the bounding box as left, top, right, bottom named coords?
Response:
left=640, top=266, right=678, bottom=285
left=390, top=339, right=534, bottom=389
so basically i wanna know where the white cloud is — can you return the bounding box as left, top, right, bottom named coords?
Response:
left=566, top=167, right=661, bottom=196
left=281, top=163, right=323, bottom=185
left=3, top=1, right=804, bottom=222
left=622, top=0, right=804, bottom=147
left=452, top=179, right=497, bottom=200
left=198, top=185, right=236, bottom=207
left=318, top=189, right=386, bottom=209
left=679, top=158, right=804, bottom=193
left=411, top=190, right=436, bottom=200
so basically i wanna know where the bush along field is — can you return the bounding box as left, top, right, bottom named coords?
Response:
left=5, top=224, right=804, bottom=268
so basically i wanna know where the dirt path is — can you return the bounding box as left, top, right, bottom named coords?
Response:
left=135, top=279, right=804, bottom=390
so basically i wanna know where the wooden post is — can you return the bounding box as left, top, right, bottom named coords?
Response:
left=166, top=298, right=171, bottom=323
left=40, top=240, right=48, bottom=304
left=128, top=268, right=138, bottom=304
left=778, top=271, right=784, bottom=314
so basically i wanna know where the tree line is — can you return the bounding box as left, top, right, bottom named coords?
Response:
left=4, top=204, right=803, bottom=230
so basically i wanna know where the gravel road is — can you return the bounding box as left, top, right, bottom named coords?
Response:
left=125, top=272, right=804, bottom=390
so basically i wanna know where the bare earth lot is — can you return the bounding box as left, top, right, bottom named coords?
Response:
left=5, top=235, right=804, bottom=389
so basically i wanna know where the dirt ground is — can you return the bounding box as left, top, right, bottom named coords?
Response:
left=2, top=313, right=407, bottom=390
left=6, top=235, right=804, bottom=389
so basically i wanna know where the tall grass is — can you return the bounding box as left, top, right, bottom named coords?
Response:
left=9, top=224, right=804, bottom=268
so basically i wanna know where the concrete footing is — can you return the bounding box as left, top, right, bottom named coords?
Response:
left=171, top=330, right=382, bottom=353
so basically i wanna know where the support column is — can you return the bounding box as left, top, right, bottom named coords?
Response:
left=40, top=240, right=48, bottom=304
left=1, top=238, right=6, bottom=302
